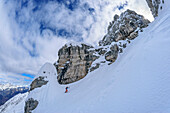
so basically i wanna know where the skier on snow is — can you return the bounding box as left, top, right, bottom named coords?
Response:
left=65, top=86, right=69, bottom=93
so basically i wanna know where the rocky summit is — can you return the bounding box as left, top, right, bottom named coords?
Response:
left=99, top=9, right=150, bottom=46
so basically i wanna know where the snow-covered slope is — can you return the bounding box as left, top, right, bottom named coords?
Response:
left=1, top=1, right=170, bottom=113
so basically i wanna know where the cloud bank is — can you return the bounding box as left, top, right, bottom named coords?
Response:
left=0, top=0, right=153, bottom=85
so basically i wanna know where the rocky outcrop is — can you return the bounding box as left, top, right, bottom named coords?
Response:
left=93, top=9, right=150, bottom=66
left=105, top=44, right=119, bottom=63
left=24, top=98, right=38, bottom=113
left=54, top=43, right=99, bottom=84
left=90, top=63, right=100, bottom=72
left=146, top=0, right=164, bottom=18
left=99, top=9, right=150, bottom=46
left=30, top=76, right=48, bottom=91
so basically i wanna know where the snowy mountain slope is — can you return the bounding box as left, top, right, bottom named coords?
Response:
left=1, top=1, right=170, bottom=113
left=32, top=2, right=170, bottom=112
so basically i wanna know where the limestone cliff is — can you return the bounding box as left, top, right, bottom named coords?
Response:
left=54, top=43, right=99, bottom=84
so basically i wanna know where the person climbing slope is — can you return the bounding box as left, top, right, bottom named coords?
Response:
left=65, top=86, right=69, bottom=93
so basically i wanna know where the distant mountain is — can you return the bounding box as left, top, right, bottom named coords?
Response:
left=0, top=84, right=29, bottom=106
left=0, top=93, right=28, bottom=113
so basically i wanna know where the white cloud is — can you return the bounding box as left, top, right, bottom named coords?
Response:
left=0, top=0, right=153, bottom=85
left=126, top=0, right=154, bottom=21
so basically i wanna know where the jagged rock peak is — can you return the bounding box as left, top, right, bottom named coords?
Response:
left=54, top=43, right=99, bottom=84
left=146, top=0, right=164, bottom=18
left=99, top=9, right=150, bottom=46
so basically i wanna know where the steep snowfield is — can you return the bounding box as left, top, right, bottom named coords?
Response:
left=26, top=63, right=64, bottom=113
left=1, top=1, right=170, bottom=113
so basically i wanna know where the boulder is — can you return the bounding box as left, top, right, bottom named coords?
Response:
left=30, top=76, right=48, bottom=91
left=24, top=98, right=38, bottom=113
left=99, top=9, right=150, bottom=46
left=105, top=44, right=119, bottom=63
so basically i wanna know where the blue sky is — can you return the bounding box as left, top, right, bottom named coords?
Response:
left=21, top=73, right=34, bottom=79
left=0, top=0, right=153, bottom=85
left=117, top=1, right=128, bottom=10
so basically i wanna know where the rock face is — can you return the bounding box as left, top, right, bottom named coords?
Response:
left=55, top=43, right=120, bottom=84
left=30, top=76, right=48, bottom=91
left=24, top=98, right=38, bottom=113
left=54, top=43, right=99, bottom=84
left=99, top=9, right=150, bottom=46
left=146, top=0, right=164, bottom=18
